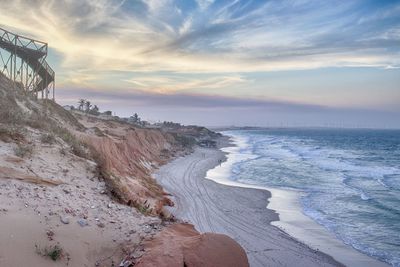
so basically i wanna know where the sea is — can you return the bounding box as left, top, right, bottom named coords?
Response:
left=217, top=128, right=400, bottom=267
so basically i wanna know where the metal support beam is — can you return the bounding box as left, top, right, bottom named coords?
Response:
left=0, top=27, right=55, bottom=100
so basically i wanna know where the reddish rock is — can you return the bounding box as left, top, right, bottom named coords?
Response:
left=135, top=223, right=249, bottom=267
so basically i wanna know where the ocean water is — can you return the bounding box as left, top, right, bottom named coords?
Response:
left=222, top=129, right=400, bottom=267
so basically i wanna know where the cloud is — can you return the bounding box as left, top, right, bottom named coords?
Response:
left=57, top=85, right=328, bottom=110
left=56, top=86, right=400, bottom=128
left=0, top=0, right=398, bottom=77
left=124, top=74, right=248, bottom=93
left=196, top=0, right=214, bottom=11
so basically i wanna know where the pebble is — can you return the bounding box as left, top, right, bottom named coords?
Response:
left=119, top=260, right=133, bottom=267
left=46, top=230, right=55, bottom=240
left=60, top=216, right=70, bottom=224
left=77, top=219, right=89, bottom=227
left=63, top=189, right=71, bottom=194
left=131, top=250, right=144, bottom=259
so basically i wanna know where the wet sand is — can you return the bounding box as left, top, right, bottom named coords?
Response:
left=154, top=144, right=344, bottom=267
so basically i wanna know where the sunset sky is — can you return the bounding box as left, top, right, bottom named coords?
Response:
left=1, top=0, right=399, bottom=127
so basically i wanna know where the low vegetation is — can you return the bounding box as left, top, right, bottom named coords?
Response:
left=51, top=125, right=90, bottom=159
left=35, top=243, right=67, bottom=262
left=0, top=125, right=25, bottom=143
left=14, top=144, right=33, bottom=158
left=131, top=200, right=152, bottom=216
left=93, top=127, right=105, bottom=137
left=173, top=133, right=196, bottom=148
left=40, top=133, right=56, bottom=144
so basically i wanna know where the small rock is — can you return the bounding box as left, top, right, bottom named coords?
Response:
left=60, top=216, right=70, bottom=224
left=91, top=205, right=95, bottom=209
left=63, top=189, right=70, bottom=194
left=119, top=260, right=133, bottom=267
left=97, top=222, right=105, bottom=228
left=77, top=219, right=89, bottom=227
left=129, top=230, right=136, bottom=235
left=131, top=249, right=144, bottom=259
left=100, top=190, right=106, bottom=194
left=46, top=230, right=55, bottom=240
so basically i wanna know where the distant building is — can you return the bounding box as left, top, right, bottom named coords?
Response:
left=63, top=105, right=74, bottom=111
left=198, top=139, right=217, bottom=148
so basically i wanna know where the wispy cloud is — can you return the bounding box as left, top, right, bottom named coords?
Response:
left=56, top=85, right=330, bottom=110
left=0, top=0, right=399, bottom=122
left=56, top=86, right=400, bottom=128
left=124, top=74, right=248, bottom=93
left=1, top=0, right=399, bottom=77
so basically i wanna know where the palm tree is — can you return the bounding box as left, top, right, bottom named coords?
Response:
left=92, top=105, right=99, bottom=113
left=131, top=113, right=140, bottom=123
left=85, top=101, right=92, bottom=113
left=78, top=99, right=86, bottom=111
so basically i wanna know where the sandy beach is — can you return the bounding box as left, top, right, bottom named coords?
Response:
left=154, top=139, right=344, bottom=267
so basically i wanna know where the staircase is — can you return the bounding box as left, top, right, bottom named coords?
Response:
left=0, top=27, right=55, bottom=96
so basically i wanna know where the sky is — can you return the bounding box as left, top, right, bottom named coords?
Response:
left=0, top=0, right=399, bottom=128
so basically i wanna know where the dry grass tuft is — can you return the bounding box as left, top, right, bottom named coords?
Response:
left=0, top=125, right=25, bottom=143
left=14, top=143, right=33, bottom=158
left=40, top=133, right=56, bottom=144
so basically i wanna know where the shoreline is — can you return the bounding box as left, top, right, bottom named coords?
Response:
left=268, top=188, right=389, bottom=267
left=205, top=135, right=389, bottom=267
left=154, top=137, right=343, bottom=267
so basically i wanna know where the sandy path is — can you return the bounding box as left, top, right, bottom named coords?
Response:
left=155, top=146, right=344, bottom=267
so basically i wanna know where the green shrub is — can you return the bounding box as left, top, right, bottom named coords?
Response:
left=49, top=125, right=90, bottom=159
left=173, top=134, right=196, bottom=148
left=129, top=200, right=152, bottom=216
left=35, top=243, right=64, bottom=261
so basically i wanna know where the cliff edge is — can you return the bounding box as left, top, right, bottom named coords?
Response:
left=0, top=73, right=249, bottom=266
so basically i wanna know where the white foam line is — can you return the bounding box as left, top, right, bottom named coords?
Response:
left=205, top=132, right=389, bottom=267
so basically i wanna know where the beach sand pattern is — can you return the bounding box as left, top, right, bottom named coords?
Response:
left=155, top=141, right=343, bottom=267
